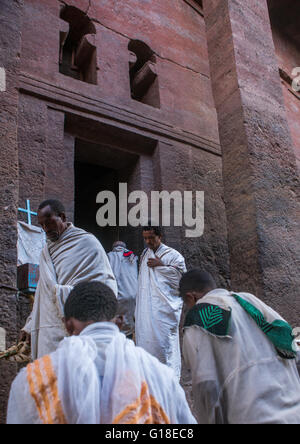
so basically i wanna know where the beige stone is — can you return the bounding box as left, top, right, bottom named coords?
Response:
left=0, top=328, right=6, bottom=352
left=0, top=68, right=5, bottom=92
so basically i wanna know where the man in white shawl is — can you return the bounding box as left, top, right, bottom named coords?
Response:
left=135, top=225, right=186, bottom=380
left=107, top=241, right=138, bottom=338
left=180, top=269, right=300, bottom=424
left=7, top=281, right=197, bottom=424
left=20, top=199, right=117, bottom=360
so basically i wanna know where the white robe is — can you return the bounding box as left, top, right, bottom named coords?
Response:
left=7, top=322, right=197, bottom=424
left=135, top=243, right=186, bottom=379
left=107, top=246, right=138, bottom=337
left=23, top=224, right=118, bottom=360
left=183, top=289, right=300, bottom=424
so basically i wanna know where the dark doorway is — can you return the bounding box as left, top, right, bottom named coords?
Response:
left=74, top=139, right=139, bottom=253
left=75, top=162, right=119, bottom=252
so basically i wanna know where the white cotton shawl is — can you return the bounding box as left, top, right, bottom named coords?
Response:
left=135, top=243, right=186, bottom=379
left=23, top=224, right=118, bottom=360
left=54, top=323, right=197, bottom=424
left=107, top=246, right=138, bottom=336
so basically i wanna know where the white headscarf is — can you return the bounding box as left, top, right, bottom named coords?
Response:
left=56, top=334, right=100, bottom=424
left=54, top=323, right=196, bottom=424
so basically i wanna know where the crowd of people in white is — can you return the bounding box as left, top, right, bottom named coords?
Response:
left=7, top=199, right=300, bottom=424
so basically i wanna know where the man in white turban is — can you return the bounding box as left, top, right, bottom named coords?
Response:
left=108, top=241, right=138, bottom=338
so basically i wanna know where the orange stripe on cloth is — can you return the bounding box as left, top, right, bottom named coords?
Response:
left=27, top=360, right=48, bottom=423
left=113, top=381, right=170, bottom=424
left=27, top=355, right=67, bottom=424
left=150, top=394, right=170, bottom=424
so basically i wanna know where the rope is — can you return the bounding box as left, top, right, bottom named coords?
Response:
left=0, top=341, right=31, bottom=363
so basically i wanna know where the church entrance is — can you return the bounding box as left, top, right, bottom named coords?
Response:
left=74, top=138, right=139, bottom=253
left=66, top=114, right=157, bottom=255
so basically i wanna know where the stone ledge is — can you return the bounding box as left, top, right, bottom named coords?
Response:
left=19, top=72, right=221, bottom=157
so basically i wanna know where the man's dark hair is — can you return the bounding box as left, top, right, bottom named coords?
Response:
left=179, top=269, right=217, bottom=298
left=64, top=281, right=118, bottom=322
left=38, top=199, right=65, bottom=216
left=142, top=222, right=162, bottom=237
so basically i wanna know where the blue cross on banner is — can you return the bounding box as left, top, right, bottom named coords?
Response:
left=18, top=199, right=37, bottom=225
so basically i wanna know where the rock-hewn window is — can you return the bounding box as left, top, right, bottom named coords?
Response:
left=184, top=0, right=203, bottom=14
left=59, top=5, right=97, bottom=85
left=128, top=40, right=160, bottom=109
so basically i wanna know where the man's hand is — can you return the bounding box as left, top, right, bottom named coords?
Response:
left=147, top=256, right=164, bottom=268
left=19, top=330, right=31, bottom=345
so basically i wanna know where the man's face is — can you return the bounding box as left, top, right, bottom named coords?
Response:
left=143, top=229, right=161, bottom=251
left=38, top=205, right=67, bottom=242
